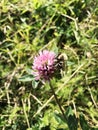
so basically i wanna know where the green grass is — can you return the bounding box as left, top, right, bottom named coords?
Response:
left=0, top=0, right=98, bottom=129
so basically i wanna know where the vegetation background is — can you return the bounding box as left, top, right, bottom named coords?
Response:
left=0, top=0, right=98, bottom=129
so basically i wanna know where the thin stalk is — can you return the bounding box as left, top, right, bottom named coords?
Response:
left=49, top=80, right=66, bottom=120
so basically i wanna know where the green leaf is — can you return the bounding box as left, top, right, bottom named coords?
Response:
left=51, top=43, right=58, bottom=55
left=66, top=106, right=73, bottom=118
left=32, top=80, right=39, bottom=89
left=18, top=75, right=34, bottom=82
left=65, top=106, right=78, bottom=130
left=49, top=40, right=58, bottom=55
left=79, top=114, right=91, bottom=130
left=54, top=113, right=66, bottom=124
left=26, top=68, right=33, bottom=75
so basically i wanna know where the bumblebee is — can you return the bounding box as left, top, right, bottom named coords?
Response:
left=55, top=53, right=68, bottom=77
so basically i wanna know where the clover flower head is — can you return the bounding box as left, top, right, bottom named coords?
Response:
left=32, top=50, right=56, bottom=80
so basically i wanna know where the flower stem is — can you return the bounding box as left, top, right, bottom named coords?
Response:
left=49, top=80, right=66, bottom=120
